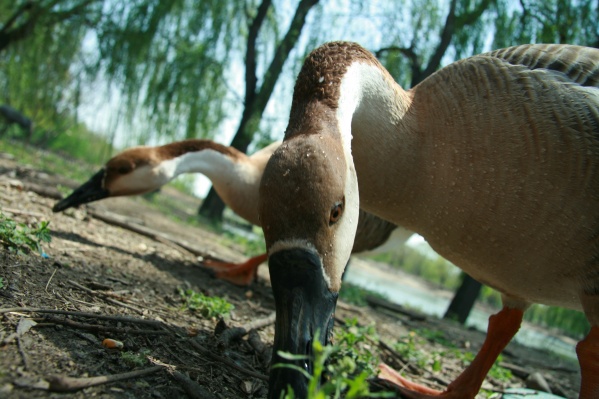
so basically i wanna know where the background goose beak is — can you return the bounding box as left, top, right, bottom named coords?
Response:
left=52, top=169, right=109, bottom=212
left=268, top=248, right=338, bottom=399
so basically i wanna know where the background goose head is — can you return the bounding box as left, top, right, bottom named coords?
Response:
left=259, top=128, right=359, bottom=395
left=52, top=146, right=172, bottom=212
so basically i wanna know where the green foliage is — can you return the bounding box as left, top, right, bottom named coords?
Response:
left=392, top=330, right=512, bottom=395
left=416, top=328, right=456, bottom=349
left=0, top=1, right=100, bottom=135
left=0, top=140, right=103, bottom=183
left=178, top=288, right=233, bottom=318
left=0, top=213, right=51, bottom=255
left=492, top=0, right=599, bottom=48
left=524, top=304, right=590, bottom=339
left=275, top=324, right=393, bottom=399
left=339, top=283, right=388, bottom=307
left=394, top=331, right=430, bottom=369
left=221, top=228, right=266, bottom=258
left=94, top=0, right=247, bottom=143
left=478, top=285, right=588, bottom=339
left=331, top=318, right=381, bottom=377
left=168, top=175, right=198, bottom=197
left=121, top=348, right=151, bottom=368
left=42, top=121, right=113, bottom=165
left=478, top=285, right=502, bottom=309
left=487, top=355, right=512, bottom=382
left=371, top=246, right=461, bottom=291
left=0, top=277, right=4, bottom=289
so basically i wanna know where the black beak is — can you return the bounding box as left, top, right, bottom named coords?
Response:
left=52, top=169, right=109, bottom=212
left=268, top=248, right=338, bottom=399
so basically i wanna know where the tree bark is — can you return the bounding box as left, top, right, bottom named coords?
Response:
left=199, top=0, right=320, bottom=221
left=443, top=273, right=482, bottom=324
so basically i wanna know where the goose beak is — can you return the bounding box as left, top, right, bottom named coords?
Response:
left=52, top=169, right=109, bottom=212
left=268, top=248, right=338, bottom=398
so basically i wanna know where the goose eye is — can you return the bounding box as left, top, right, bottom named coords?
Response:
left=117, top=166, right=131, bottom=175
left=329, top=199, right=344, bottom=226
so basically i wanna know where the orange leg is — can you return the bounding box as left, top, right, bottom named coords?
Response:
left=202, top=253, right=267, bottom=286
left=378, top=306, right=524, bottom=399
left=577, top=326, right=599, bottom=399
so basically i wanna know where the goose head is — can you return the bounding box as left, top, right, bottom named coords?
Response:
left=259, top=131, right=359, bottom=395
left=52, top=146, right=175, bottom=212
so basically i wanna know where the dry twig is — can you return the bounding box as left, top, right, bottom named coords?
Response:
left=45, top=366, right=162, bottom=392
left=0, top=307, right=166, bottom=328
left=45, top=268, right=57, bottom=292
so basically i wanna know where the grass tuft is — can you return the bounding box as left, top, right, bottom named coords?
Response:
left=0, top=212, right=51, bottom=255
left=179, top=288, right=234, bottom=318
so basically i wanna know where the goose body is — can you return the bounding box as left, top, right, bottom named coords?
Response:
left=258, top=42, right=599, bottom=398
left=53, top=138, right=404, bottom=283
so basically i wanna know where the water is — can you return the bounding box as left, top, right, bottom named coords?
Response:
left=344, top=258, right=577, bottom=360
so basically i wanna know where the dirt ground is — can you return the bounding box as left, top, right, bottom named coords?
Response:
left=0, top=152, right=583, bottom=398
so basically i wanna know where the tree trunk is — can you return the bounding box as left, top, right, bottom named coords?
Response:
left=198, top=0, right=319, bottom=221
left=443, top=273, right=482, bottom=324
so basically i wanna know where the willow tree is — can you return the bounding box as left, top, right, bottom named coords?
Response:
left=0, top=0, right=242, bottom=148
left=90, top=0, right=252, bottom=145
left=198, top=0, right=320, bottom=220
left=0, top=0, right=100, bottom=52
left=0, top=1, right=103, bottom=138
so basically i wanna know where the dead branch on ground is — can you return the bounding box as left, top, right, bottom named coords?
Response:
left=218, top=312, right=275, bottom=347
left=45, top=366, right=162, bottom=392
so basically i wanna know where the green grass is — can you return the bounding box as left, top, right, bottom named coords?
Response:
left=275, top=319, right=516, bottom=399
left=179, top=288, right=234, bottom=318
left=392, top=330, right=512, bottom=398
left=276, top=320, right=392, bottom=399
left=121, top=349, right=151, bottom=368
left=0, top=139, right=100, bottom=184
left=221, top=228, right=266, bottom=257
left=339, top=283, right=387, bottom=307
left=0, top=212, right=52, bottom=255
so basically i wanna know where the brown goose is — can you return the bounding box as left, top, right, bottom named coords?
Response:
left=258, top=42, right=599, bottom=398
left=52, top=139, right=402, bottom=285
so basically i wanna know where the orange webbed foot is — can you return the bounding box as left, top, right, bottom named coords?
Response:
left=202, top=253, right=267, bottom=286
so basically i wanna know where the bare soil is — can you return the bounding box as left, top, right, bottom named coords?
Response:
left=0, top=152, right=582, bottom=398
